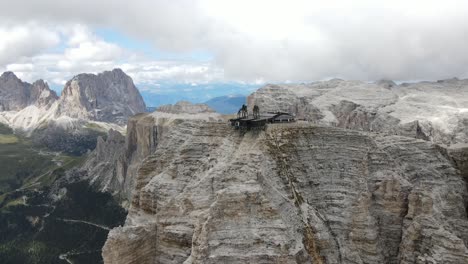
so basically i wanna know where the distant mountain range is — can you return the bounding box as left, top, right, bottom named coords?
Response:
left=203, top=95, right=247, bottom=114
left=0, top=69, right=146, bottom=154
left=139, top=82, right=257, bottom=109
left=0, top=69, right=145, bottom=130
left=144, top=94, right=248, bottom=114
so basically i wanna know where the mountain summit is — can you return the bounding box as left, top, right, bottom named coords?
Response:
left=0, top=69, right=146, bottom=130
left=0, top=72, right=58, bottom=111
left=0, top=69, right=146, bottom=154
left=57, top=69, right=146, bottom=125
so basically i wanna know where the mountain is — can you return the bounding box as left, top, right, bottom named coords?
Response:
left=204, top=94, right=247, bottom=114
left=0, top=69, right=146, bottom=154
left=57, top=69, right=146, bottom=125
left=90, top=99, right=468, bottom=263
left=157, top=100, right=216, bottom=114
left=76, top=78, right=468, bottom=263
left=0, top=69, right=145, bottom=131
left=140, top=82, right=258, bottom=108
left=140, top=92, right=190, bottom=109
left=247, top=78, right=468, bottom=146
left=0, top=72, right=58, bottom=111
left=80, top=101, right=222, bottom=202
left=0, top=70, right=142, bottom=263
left=2, top=73, right=468, bottom=263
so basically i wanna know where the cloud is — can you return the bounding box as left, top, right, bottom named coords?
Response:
left=0, top=24, right=125, bottom=84
left=1, top=0, right=468, bottom=82
left=120, top=61, right=224, bottom=85
left=0, top=23, right=60, bottom=65
left=0, top=24, right=224, bottom=91
left=57, top=25, right=123, bottom=71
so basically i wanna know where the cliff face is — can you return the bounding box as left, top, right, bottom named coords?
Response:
left=247, top=79, right=468, bottom=145
left=83, top=114, right=159, bottom=202
left=0, top=72, right=57, bottom=111
left=83, top=105, right=222, bottom=203
left=29, top=79, right=59, bottom=108
left=58, top=69, right=146, bottom=125
left=100, top=119, right=468, bottom=263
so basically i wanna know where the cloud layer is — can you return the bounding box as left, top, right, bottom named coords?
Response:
left=1, top=0, right=468, bottom=85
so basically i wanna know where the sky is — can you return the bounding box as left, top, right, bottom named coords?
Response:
left=1, top=0, right=468, bottom=104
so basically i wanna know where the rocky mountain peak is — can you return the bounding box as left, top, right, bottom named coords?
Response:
left=30, top=80, right=58, bottom=107
left=107, top=68, right=126, bottom=77
left=0, top=72, right=57, bottom=111
left=0, top=71, right=20, bottom=81
left=57, top=68, right=146, bottom=124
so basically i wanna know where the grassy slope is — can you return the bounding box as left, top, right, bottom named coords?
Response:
left=0, top=124, right=84, bottom=195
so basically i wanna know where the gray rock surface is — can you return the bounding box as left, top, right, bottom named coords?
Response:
left=0, top=69, right=145, bottom=132
left=57, top=68, right=146, bottom=125
left=99, top=117, right=468, bottom=263
left=29, top=79, right=59, bottom=108
left=82, top=114, right=159, bottom=202
left=247, top=79, right=468, bottom=145
left=0, top=72, right=57, bottom=111
left=82, top=105, right=222, bottom=203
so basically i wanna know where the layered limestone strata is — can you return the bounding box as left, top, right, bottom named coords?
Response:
left=247, top=79, right=468, bottom=145
left=83, top=109, right=221, bottom=202
left=101, top=119, right=468, bottom=263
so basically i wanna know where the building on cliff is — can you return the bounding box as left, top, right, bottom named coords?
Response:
left=229, top=111, right=295, bottom=130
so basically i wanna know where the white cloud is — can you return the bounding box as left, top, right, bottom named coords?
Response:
left=0, top=24, right=125, bottom=84
left=0, top=23, right=60, bottom=65
left=0, top=24, right=224, bottom=90
left=62, top=25, right=122, bottom=63
left=1, top=0, right=468, bottom=83
left=120, top=61, right=224, bottom=85
left=6, top=63, right=34, bottom=72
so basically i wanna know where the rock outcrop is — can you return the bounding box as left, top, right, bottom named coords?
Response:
left=247, top=79, right=468, bottom=145
left=83, top=114, right=159, bottom=202
left=29, top=79, right=59, bottom=108
left=0, top=72, right=57, bottom=111
left=100, top=118, right=468, bottom=263
left=57, top=69, right=146, bottom=125
left=82, top=104, right=222, bottom=202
